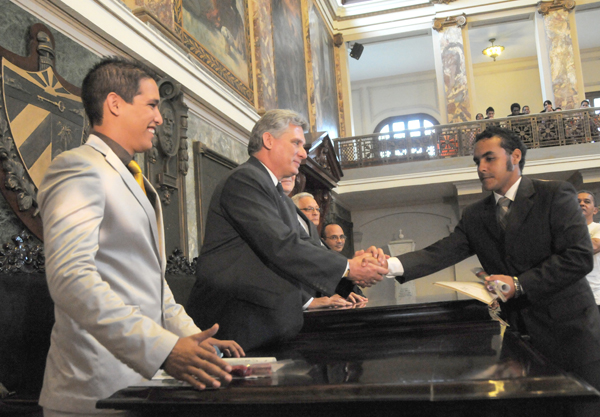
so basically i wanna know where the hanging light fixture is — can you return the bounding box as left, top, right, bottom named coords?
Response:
left=482, top=38, right=504, bottom=61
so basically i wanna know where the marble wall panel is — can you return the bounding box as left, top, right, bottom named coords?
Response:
left=543, top=9, right=579, bottom=110
left=440, top=26, right=471, bottom=123
left=0, top=0, right=98, bottom=88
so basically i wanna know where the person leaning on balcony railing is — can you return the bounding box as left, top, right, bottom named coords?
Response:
left=507, top=103, right=521, bottom=117
left=581, top=99, right=591, bottom=109
left=484, top=107, right=495, bottom=119
left=522, top=105, right=530, bottom=115
left=540, top=99, right=553, bottom=113
left=475, top=113, right=484, bottom=121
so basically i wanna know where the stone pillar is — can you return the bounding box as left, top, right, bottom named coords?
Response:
left=432, top=14, right=473, bottom=124
left=535, top=0, right=584, bottom=110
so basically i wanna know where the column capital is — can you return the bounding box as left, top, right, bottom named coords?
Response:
left=432, top=14, right=467, bottom=32
left=333, top=33, right=344, bottom=48
left=537, top=0, right=576, bottom=16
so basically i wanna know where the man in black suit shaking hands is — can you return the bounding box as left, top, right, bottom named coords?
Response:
left=187, top=110, right=387, bottom=351
left=385, top=126, right=600, bottom=416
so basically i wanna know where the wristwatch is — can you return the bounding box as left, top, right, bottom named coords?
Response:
left=513, top=276, right=523, bottom=298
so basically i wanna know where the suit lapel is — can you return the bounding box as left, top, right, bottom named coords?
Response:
left=505, top=176, right=535, bottom=237
left=85, top=136, right=162, bottom=263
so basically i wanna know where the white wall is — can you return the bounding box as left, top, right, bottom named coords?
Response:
left=351, top=70, right=440, bottom=136
left=581, top=47, right=600, bottom=93
left=352, top=198, right=483, bottom=304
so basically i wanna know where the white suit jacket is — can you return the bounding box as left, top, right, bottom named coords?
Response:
left=38, top=135, right=200, bottom=413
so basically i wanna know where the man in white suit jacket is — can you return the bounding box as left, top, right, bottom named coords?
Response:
left=38, top=57, right=243, bottom=416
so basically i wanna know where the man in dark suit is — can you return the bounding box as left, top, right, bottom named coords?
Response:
left=186, top=110, right=387, bottom=351
left=386, top=126, right=600, bottom=415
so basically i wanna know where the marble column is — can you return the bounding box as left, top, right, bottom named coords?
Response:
left=432, top=15, right=473, bottom=124
left=535, top=1, right=584, bottom=110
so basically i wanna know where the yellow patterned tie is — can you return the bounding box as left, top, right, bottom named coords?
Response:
left=127, top=160, right=146, bottom=195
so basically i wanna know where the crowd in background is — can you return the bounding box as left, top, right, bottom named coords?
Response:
left=475, top=99, right=592, bottom=121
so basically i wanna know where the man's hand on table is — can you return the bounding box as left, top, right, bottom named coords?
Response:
left=163, top=324, right=235, bottom=390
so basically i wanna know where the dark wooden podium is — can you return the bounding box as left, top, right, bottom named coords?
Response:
left=97, top=299, right=599, bottom=416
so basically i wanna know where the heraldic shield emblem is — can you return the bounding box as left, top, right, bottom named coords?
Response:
left=2, top=59, right=85, bottom=189
left=0, top=24, right=86, bottom=240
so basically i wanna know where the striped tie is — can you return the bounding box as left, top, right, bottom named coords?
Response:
left=127, top=160, right=147, bottom=196
left=497, top=196, right=511, bottom=230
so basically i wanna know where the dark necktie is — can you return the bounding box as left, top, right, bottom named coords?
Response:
left=276, top=182, right=285, bottom=197
left=497, top=196, right=511, bottom=230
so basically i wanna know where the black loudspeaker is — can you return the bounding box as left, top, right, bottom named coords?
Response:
left=350, top=43, right=364, bottom=60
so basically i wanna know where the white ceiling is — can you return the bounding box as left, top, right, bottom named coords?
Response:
left=348, top=6, right=600, bottom=83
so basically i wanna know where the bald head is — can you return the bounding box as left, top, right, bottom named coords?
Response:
left=322, top=224, right=345, bottom=252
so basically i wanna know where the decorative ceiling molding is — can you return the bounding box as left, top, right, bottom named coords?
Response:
left=336, top=4, right=431, bottom=21
left=432, top=13, right=467, bottom=32
left=322, top=0, right=433, bottom=22
left=537, top=0, right=576, bottom=15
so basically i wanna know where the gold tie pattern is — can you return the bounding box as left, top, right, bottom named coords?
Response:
left=127, top=160, right=146, bottom=195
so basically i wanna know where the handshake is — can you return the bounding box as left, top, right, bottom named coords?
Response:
left=346, top=246, right=390, bottom=288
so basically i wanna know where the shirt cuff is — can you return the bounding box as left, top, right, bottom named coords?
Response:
left=342, top=261, right=350, bottom=278
left=302, top=297, right=314, bottom=310
left=386, top=257, right=404, bottom=277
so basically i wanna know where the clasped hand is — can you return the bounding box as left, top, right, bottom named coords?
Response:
left=347, top=246, right=389, bottom=287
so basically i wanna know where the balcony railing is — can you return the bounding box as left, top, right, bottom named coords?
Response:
left=334, top=108, right=600, bottom=169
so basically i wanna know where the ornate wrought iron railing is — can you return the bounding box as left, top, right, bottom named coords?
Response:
left=334, top=108, right=600, bottom=169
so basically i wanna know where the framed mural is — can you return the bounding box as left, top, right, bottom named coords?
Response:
left=308, top=2, right=340, bottom=139
left=173, top=0, right=254, bottom=103
left=271, top=0, right=309, bottom=124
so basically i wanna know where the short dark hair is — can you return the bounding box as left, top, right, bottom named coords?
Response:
left=81, top=56, right=159, bottom=127
left=510, top=103, right=520, bottom=111
left=582, top=99, right=591, bottom=106
left=248, top=109, right=308, bottom=155
left=578, top=189, right=596, bottom=206
left=475, top=126, right=527, bottom=171
left=543, top=99, right=552, bottom=107
left=486, top=107, right=494, bottom=114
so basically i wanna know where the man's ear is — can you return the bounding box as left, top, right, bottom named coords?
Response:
left=511, top=148, right=522, bottom=167
left=594, top=206, right=599, bottom=216
left=105, top=92, right=121, bottom=117
left=262, top=132, right=274, bottom=150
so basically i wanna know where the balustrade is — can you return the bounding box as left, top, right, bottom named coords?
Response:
left=335, top=108, right=600, bottom=169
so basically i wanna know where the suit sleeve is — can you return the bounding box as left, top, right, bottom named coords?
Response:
left=518, top=182, right=593, bottom=302
left=39, top=153, right=179, bottom=379
left=162, top=282, right=201, bottom=337
left=398, top=214, right=475, bottom=282
left=219, top=168, right=347, bottom=296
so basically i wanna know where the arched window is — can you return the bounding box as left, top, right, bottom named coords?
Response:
left=374, top=114, right=440, bottom=158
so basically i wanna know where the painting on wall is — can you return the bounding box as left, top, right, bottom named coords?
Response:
left=271, top=0, right=309, bottom=124
left=308, top=3, right=339, bottom=139
left=174, top=0, right=253, bottom=103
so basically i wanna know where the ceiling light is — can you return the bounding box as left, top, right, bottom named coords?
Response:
left=482, top=38, right=504, bottom=61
